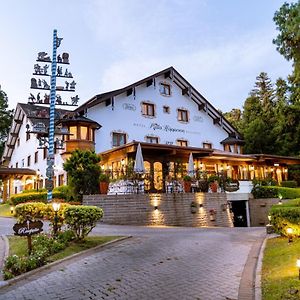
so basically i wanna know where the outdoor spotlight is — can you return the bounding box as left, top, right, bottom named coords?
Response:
left=154, top=206, right=158, bottom=210
left=199, top=203, right=203, bottom=208
left=297, top=259, right=300, bottom=280
left=10, top=206, right=14, bottom=215
left=287, top=227, right=294, bottom=244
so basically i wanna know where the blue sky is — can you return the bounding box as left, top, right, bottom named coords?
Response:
left=0, top=0, right=293, bottom=112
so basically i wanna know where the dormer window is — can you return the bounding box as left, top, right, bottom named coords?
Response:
left=176, top=139, right=188, bottom=147
left=146, top=136, right=159, bottom=144
left=160, top=82, right=171, bottom=96
left=203, top=142, right=212, bottom=149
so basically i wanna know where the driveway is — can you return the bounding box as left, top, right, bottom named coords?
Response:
left=0, top=218, right=265, bottom=300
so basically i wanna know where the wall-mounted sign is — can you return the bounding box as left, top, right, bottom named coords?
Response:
left=13, top=220, right=43, bottom=236
left=123, top=103, right=136, bottom=111
left=150, top=123, right=185, bottom=133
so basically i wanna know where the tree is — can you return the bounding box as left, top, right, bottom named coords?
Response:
left=273, top=1, right=300, bottom=103
left=0, top=87, right=13, bottom=157
left=223, top=108, right=242, bottom=132
left=63, top=150, right=101, bottom=201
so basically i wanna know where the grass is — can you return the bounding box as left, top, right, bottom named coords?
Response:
left=0, top=203, right=14, bottom=217
left=262, top=236, right=300, bottom=300
left=8, top=235, right=121, bottom=262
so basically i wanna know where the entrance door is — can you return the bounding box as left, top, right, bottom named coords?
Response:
left=230, top=200, right=248, bottom=227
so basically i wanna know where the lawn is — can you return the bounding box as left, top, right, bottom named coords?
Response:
left=8, top=235, right=121, bottom=262
left=262, top=236, right=300, bottom=300
left=0, top=203, right=13, bottom=217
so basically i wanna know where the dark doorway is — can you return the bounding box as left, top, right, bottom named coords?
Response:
left=230, top=200, right=247, bottom=227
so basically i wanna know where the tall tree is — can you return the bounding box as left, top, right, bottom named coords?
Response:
left=63, top=150, right=101, bottom=201
left=0, top=87, right=13, bottom=157
left=223, top=108, right=242, bottom=132
left=273, top=1, right=300, bottom=103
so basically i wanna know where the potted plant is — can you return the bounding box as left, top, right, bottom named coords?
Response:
left=190, top=201, right=198, bottom=214
left=183, top=175, right=192, bottom=193
left=209, top=209, right=216, bottom=221
left=99, top=174, right=110, bottom=194
left=208, top=175, right=219, bottom=193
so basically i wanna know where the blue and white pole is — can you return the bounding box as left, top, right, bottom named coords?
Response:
left=47, top=29, right=58, bottom=202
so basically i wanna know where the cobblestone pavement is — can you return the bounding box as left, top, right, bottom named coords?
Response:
left=0, top=221, right=264, bottom=300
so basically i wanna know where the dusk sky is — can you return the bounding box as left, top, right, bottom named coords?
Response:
left=0, top=0, right=292, bottom=112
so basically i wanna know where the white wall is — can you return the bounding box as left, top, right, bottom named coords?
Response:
left=88, top=75, right=228, bottom=153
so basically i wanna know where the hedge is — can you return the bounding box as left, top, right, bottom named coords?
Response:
left=252, top=186, right=300, bottom=199
left=270, top=201, right=300, bottom=237
left=281, top=180, right=298, bottom=188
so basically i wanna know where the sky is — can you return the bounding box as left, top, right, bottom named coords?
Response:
left=0, top=0, right=293, bottom=112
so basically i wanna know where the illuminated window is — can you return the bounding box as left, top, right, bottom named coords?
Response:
left=142, top=102, right=155, bottom=117
left=69, top=126, right=77, bottom=140
left=80, top=126, right=88, bottom=140
left=160, top=82, right=171, bottom=96
left=112, top=132, right=126, bottom=147
left=177, top=109, right=189, bottom=122
left=176, top=139, right=188, bottom=147
left=146, top=136, right=159, bottom=144
left=58, top=174, right=64, bottom=186
left=203, top=142, right=212, bottom=149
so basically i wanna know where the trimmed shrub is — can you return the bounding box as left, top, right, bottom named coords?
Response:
left=10, top=191, right=67, bottom=206
left=252, top=186, right=300, bottom=199
left=64, top=206, right=103, bottom=240
left=270, top=203, right=300, bottom=237
left=281, top=180, right=298, bottom=188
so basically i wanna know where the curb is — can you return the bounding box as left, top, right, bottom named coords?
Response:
left=238, top=233, right=266, bottom=300
left=0, top=235, right=132, bottom=291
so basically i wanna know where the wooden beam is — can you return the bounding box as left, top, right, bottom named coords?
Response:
left=14, top=119, right=22, bottom=124
left=7, top=145, right=15, bottom=149
left=10, top=133, right=18, bottom=137
left=146, top=79, right=153, bottom=87
left=182, top=87, right=189, bottom=96
left=105, top=98, right=111, bottom=106
left=164, top=70, right=171, bottom=79
left=126, top=88, right=133, bottom=96
left=198, top=103, right=205, bottom=111
left=213, top=117, right=221, bottom=125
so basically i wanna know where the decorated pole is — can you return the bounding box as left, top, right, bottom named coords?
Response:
left=47, top=29, right=58, bottom=202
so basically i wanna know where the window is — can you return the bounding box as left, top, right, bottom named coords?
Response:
left=69, top=126, right=77, bottom=140
left=34, top=151, right=38, bottom=163
left=160, top=82, right=171, bottom=96
left=80, top=126, right=88, bottom=140
left=142, top=102, right=155, bottom=117
left=163, top=106, right=170, bottom=114
left=27, top=155, right=31, bottom=167
left=17, top=138, right=20, bottom=147
left=26, top=132, right=30, bottom=141
left=21, top=159, right=25, bottom=167
left=43, top=147, right=48, bottom=159
left=16, top=162, right=18, bottom=168
left=146, top=136, right=159, bottom=144
left=203, top=142, right=212, bottom=149
left=177, top=109, right=189, bottom=122
left=176, top=139, right=188, bottom=147
left=112, top=132, right=126, bottom=147
left=58, top=174, right=64, bottom=186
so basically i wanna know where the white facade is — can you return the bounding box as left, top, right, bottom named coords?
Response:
left=86, top=73, right=235, bottom=153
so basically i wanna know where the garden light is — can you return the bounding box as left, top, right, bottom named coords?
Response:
left=297, top=259, right=300, bottom=280
left=52, top=202, right=61, bottom=236
left=287, top=227, right=293, bottom=244
left=268, top=215, right=271, bottom=222
left=10, top=206, right=14, bottom=215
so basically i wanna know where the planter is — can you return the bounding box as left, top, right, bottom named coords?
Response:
left=209, top=214, right=216, bottom=221
left=209, top=181, right=218, bottom=193
left=184, top=181, right=191, bottom=193
left=99, top=181, right=109, bottom=194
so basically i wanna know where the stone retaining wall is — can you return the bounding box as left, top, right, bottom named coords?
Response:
left=83, top=193, right=233, bottom=227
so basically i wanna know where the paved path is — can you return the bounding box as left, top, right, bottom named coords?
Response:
left=0, top=221, right=264, bottom=300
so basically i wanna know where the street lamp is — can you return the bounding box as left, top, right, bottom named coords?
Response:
left=52, top=202, right=61, bottom=237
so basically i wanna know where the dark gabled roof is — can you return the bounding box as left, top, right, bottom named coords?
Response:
left=75, top=66, right=242, bottom=138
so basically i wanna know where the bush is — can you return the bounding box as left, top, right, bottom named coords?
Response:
left=64, top=206, right=103, bottom=240
left=270, top=202, right=300, bottom=237
left=10, top=191, right=67, bottom=206
left=281, top=180, right=298, bottom=188
left=252, top=186, right=300, bottom=199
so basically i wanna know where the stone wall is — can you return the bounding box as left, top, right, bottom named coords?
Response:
left=249, top=198, right=289, bottom=226
left=83, top=193, right=233, bottom=227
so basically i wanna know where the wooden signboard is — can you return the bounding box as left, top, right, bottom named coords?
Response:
left=13, top=220, right=43, bottom=254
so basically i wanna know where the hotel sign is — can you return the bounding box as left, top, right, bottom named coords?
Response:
left=13, top=220, right=43, bottom=236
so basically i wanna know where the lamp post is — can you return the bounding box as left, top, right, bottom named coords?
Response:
left=287, top=227, right=293, bottom=244
left=297, top=259, right=300, bottom=280
left=52, top=202, right=61, bottom=237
